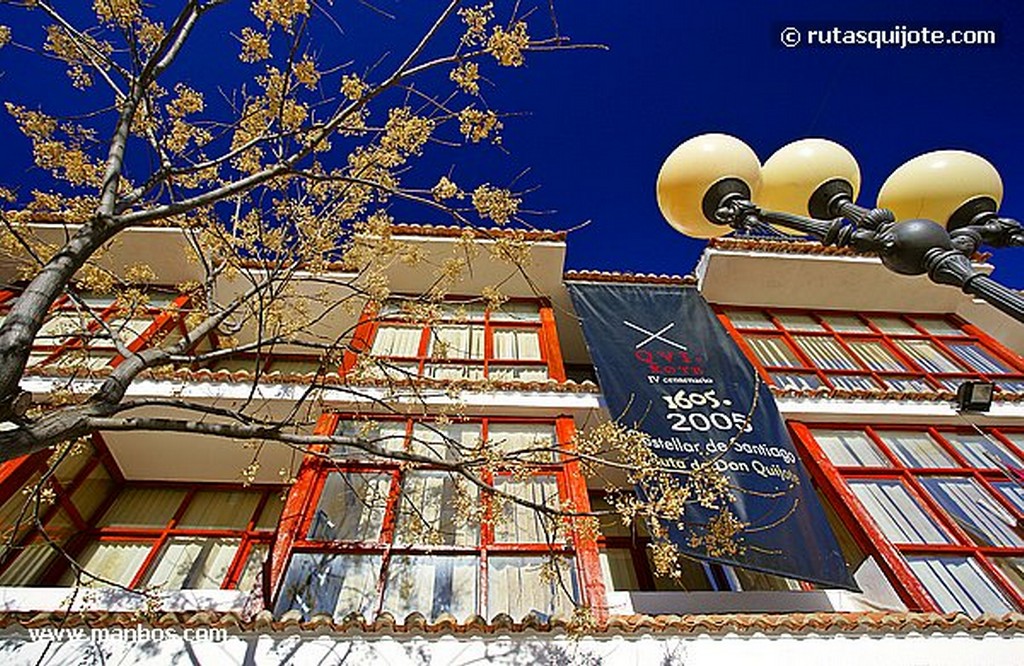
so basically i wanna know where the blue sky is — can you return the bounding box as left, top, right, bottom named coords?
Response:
left=2, top=1, right=1023, bottom=286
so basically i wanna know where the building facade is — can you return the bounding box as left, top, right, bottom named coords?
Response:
left=0, top=226, right=1022, bottom=664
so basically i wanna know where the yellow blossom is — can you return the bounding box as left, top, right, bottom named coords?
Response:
left=458, top=108, right=502, bottom=143
left=292, top=56, right=320, bottom=89
left=167, top=84, right=204, bottom=119
left=458, top=3, right=493, bottom=46
left=0, top=26, right=11, bottom=48
left=450, top=61, right=480, bottom=95
left=93, top=0, right=141, bottom=27
left=238, top=27, right=271, bottom=62
left=487, top=21, right=530, bottom=67
left=431, top=176, right=463, bottom=201
left=341, top=74, right=368, bottom=101
left=471, top=184, right=519, bottom=225
left=251, top=0, right=310, bottom=31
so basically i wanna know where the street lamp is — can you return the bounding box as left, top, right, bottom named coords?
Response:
left=656, top=134, right=1024, bottom=323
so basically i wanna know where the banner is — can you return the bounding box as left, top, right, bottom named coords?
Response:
left=568, top=281, right=855, bottom=589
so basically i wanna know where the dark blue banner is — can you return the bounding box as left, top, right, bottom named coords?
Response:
left=568, top=281, right=855, bottom=589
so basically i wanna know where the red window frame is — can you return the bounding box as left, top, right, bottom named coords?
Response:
left=0, top=433, right=283, bottom=592
left=342, top=297, right=567, bottom=382
left=790, top=421, right=1024, bottom=612
left=268, top=412, right=605, bottom=619
left=0, top=288, right=193, bottom=371
left=717, top=307, right=1024, bottom=395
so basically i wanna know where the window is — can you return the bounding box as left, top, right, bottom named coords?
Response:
left=721, top=309, right=1024, bottom=395
left=589, top=493, right=807, bottom=594
left=62, top=487, right=282, bottom=591
left=0, top=289, right=191, bottom=372
left=797, top=424, right=1024, bottom=614
left=274, top=416, right=598, bottom=622
left=0, top=437, right=283, bottom=592
left=349, top=298, right=562, bottom=383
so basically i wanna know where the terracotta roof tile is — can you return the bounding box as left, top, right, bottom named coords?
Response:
left=772, top=385, right=1024, bottom=403
left=1, top=610, right=1022, bottom=636
left=24, top=365, right=601, bottom=395
left=390, top=223, right=566, bottom=241
left=564, top=270, right=697, bottom=285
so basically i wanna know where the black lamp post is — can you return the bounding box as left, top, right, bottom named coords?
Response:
left=656, top=135, right=1024, bottom=323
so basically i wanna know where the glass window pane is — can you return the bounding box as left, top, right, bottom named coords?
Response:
left=943, top=433, right=1023, bottom=469
left=487, top=556, right=577, bottom=620
left=773, top=313, right=823, bottom=331
left=237, top=543, right=269, bottom=593
left=996, top=379, right=1024, bottom=393
left=733, top=567, right=803, bottom=591
left=745, top=336, right=802, bottom=367
left=920, top=476, right=1024, bottom=547
left=875, top=430, right=956, bottom=468
left=946, top=343, right=1014, bottom=374
left=894, top=340, right=963, bottom=373
left=881, top=376, right=935, bottom=392
left=99, top=488, right=187, bottom=528
left=870, top=316, right=919, bottom=334
left=820, top=314, right=871, bottom=333
left=275, top=553, right=382, bottom=620
left=332, top=420, right=407, bottom=459
left=143, top=537, right=240, bottom=590
left=409, top=422, right=480, bottom=462
left=848, top=480, right=950, bottom=544
left=70, top=464, right=113, bottom=522
left=429, top=325, right=484, bottom=360
left=371, top=326, right=422, bottom=357
left=599, top=549, right=640, bottom=591
left=254, top=494, right=284, bottom=532
left=998, top=433, right=1024, bottom=457
left=53, top=444, right=94, bottom=486
left=828, top=375, right=882, bottom=391
left=488, top=365, right=550, bottom=382
left=494, top=476, right=561, bottom=543
left=907, top=556, right=1014, bottom=616
left=382, top=555, right=479, bottom=621
left=178, top=491, right=260, bottom=529
left=589, top=495, right=644, bottom=538
left=361, top=359, right=420, bottom=381
left=912, top=317, right=966, bottom=337
left=649, top=556, right=715, bottom=591
left=726, top=310, right=775, bottom=329
left=486, top=424, right=558, bottom=462
left=493, top=329, right=542, bottom=361
left=813, top=429, right=891, bottom=467
left=423, top=363, right=485, bottom=381
left=92, top=318, right=155, bottom=348
left=394, top=472, right=478, bottom=546
left=489, top=301, right=541, bottom=322
left=846, top=340, right=908, bottom=372
left=62, top=541, right=152, bottom=587
left=769, top=372, right=822, bottom=390
left=37, top=314, right=83, bottom=344
left=993, top=557, right=1024, bottom=598
left=993, top=482, right=1024, bottom=515
left=307, top=472, right=391, bottom=542
left=0, top=474, right=41, bottom=546
left=793, top=336, right=858, bottom=370
left=0, top=541, right=59, bottom=586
